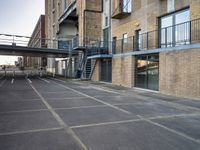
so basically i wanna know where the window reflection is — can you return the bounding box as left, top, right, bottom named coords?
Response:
left=136, top=55, right=159, bottom=90
left=160, top=9, right=190, bottom=47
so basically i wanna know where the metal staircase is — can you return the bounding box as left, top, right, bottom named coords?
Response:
left=75, top=48, right=97, bottom=80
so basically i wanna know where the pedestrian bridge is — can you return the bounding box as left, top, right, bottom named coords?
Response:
left=0, top=34, right=77, bottom=57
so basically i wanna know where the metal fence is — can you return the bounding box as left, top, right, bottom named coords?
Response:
left=113, top=18, right=200, bottom=54
left=0, top=34, right=72, bottom=51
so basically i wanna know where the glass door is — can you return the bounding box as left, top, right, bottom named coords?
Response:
left=135, top=54, right=159, bottom=90
left=160, top=9, right=190, bottom=47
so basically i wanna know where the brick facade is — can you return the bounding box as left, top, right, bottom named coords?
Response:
left=112, top=56, right=134, bottom=88
left=91, top=59, right=101, bottom=81
left=159, top=49, right=200, bottom=98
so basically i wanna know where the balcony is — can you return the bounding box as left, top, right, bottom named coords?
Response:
left=112, top=18, right=200, bottom=54
left=71, top=36, right=109, bottom=55
left=112, top=0, right=132, bottom=19
left=58, top=0, right=77, bottom=24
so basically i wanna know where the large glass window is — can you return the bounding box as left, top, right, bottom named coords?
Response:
left=160, top=9, right=190, bottom=47
left=135, top=54, right=159, bottom=91
left=122, top=0, right=132, bottom=13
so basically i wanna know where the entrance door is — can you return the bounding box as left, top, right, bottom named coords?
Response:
left=101, top=59, right=112, bottom=82
left=135, top=54, right=159, bottom=90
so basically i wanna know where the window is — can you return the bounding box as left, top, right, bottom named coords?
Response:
left=63, top=0, right=67, bottom=10
left=105, top=16, right=108, bottom=27
left=103, top=28, right=109, bottom=48
left=52, top=0, right=55, bottom=9
left=52, top=11, right=55, bottom=23
left=123, top=33, right=128, bottom=43
left=135, top=54, right=159, bottom=91
left=135, top=29, right=141, bottom=50
left=122, top=0, right=132, bottom=13
left=159, top=9, right=190, bottom=47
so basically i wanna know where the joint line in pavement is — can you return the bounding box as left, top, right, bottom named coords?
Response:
left=137, top=115, right=200, bottom=144
left=26, top=78, right=32, bottom=84
left=11, top=78, right=14, bottom=84
left=0, top=108, right=48, bottom=115
left=0, top=127, right=62, bottom=136
left=70, top=119, right=142, bottom=129
left=27, top=80, right=88, bottom=150
left=37, top=77, right=50, bottom=83
left=50, top=80, right=131, bottom=115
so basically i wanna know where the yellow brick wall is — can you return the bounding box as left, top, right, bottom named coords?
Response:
left=91, top=59, right=101, bottom=81
left=112, top=56, right=134, bottom=88
left=159, top=49, right=200, bottom=99
left=111, top=0, right=200, bottom=41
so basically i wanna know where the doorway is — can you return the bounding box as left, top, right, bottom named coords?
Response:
left=135, top=54, right=159, bottom=90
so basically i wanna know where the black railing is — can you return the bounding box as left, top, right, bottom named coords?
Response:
left=0, top=33, right=73, bottom=51
left=71, top=36, right=110, bottom=55
left=113, top=18, right=200, bottom=54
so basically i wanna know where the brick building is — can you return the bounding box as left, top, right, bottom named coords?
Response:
left=24, top=15, right=47, bottom=68
left=91, top=0, right=200, bottom=99
left=45, top=0, right=200, bottom=99
left=45, top=0, right=103, bottom=76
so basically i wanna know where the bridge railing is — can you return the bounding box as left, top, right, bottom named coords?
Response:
left=0, top=34, right=72, bottom=51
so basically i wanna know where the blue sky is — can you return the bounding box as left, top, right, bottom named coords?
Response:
left=0, top=0, right=44, bottom=65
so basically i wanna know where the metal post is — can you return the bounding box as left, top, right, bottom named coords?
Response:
left=189, top=21, right=192, bottom=44
left=146, top=32, right=149, bottom=50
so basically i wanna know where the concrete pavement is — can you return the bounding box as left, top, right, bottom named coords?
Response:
left=0, top=76, right=200, bottom=150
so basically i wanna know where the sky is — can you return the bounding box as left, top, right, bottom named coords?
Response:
left=0, top=0, right=44, bottom=65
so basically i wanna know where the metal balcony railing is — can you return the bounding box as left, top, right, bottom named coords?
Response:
left=113, top=18, right=200, bottom=54
left=71, top=36, right=109, bottom=55
left=0, top=34, right=73, bottom=51
left=112, top=0, right=132, bottom=19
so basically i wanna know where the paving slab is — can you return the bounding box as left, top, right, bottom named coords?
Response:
left=56, top=106, right=137, bottom=126
left=118, top=102, right=197, bottom=118
left=73, top=120, right=200, bottom=150
left=47, top=97, right=103, bottom=109
left=41, top=92, right=84, bottom=99
left=0, top=110, right=59, bottom=133
left=0, top=91, right=40, bottom=101
left=72, top=88, right=121, bottom=97
left=175, top=100, right=200, bottom=109
left=0, top=100, right=46, bottom=113
left=94, top=96, right=148, bottom=105
left=0, top=129, right=81, bottom=150
left=152, top=115, right=200, bottom=140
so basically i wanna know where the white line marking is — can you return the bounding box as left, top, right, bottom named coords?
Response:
left=0, top=127, right=62, bottom=136
left=50, top=78, right=66, bottom=83
left=11, top=78, right=14, bottom=84
left=148, top=113, right=200, bottom=120
left=138, top=115, right=200, bottom=144
left=51, top=81, right=131, bottom=115
left=91, top=86, right=120, bottom=94
left=0, top=109, right=48, bottom=115
left=38, top=77, right=50, bottom=83
left=26, top=78, right=32, bottom=84
left=54, top=105, right=108, bottom=110
left=46, top=97, right=87, bottom=100
left=69, top=113, right=200, bottom=129
left=70, top=119, right=142, bottom=129
left=0, top=79, right=6, bottom=87
left=28, top=81, right=88, bottom=150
